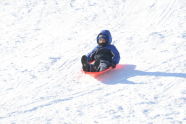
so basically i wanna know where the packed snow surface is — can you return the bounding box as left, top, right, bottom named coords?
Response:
left=0, top=0, right=185, bottom=123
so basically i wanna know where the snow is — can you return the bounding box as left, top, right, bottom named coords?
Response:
left=0, top=0, right=185, bottom=123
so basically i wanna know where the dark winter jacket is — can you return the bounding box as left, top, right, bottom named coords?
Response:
left=87, top=30, right=120, bottom=65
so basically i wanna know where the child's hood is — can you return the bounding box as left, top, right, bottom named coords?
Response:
left=97, top=30, right=112, bottom=45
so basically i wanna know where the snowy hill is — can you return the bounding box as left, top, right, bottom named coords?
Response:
left=0, top=0, right=185, bottom=123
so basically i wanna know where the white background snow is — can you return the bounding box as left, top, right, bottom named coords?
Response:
left=0, top=0, right=186, bottom=123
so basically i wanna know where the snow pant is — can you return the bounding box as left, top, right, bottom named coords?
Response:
left=87, top=60, right=112, bottom=72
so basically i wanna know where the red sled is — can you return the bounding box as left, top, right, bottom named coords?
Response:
left=81, top=64, right=123, bottom=78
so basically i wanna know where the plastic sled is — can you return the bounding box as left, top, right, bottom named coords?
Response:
left=82, top=64, right=123, bottom=78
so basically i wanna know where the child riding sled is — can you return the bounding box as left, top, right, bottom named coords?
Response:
left=81, top=30, right=120, bottom=72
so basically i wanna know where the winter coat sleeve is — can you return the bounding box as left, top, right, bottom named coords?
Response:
left=86, top=46, right=98, bottom=62
left=110, top=45, right=120, bottom=65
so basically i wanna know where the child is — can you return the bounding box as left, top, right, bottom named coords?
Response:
left=81, top=30, right=120, bottom=72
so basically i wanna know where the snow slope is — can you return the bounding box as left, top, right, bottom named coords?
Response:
left=0, top=0, right=185, bottom=123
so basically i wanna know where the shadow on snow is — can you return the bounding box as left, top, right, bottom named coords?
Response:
left=95, top=64, right=186, bottom=85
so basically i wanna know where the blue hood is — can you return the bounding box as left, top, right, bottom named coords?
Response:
left=97, top=30, right=112, bottom=45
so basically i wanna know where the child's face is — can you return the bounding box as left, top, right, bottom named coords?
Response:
left=98, top=38, right=106, bottom=44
